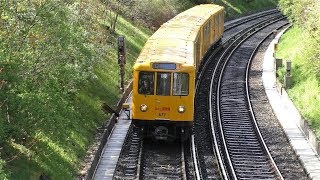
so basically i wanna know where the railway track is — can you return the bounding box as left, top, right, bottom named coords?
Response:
left=214, top=19, right=288, bottom=179
left=224, top=9, right=279, bottom=31
left=192, top=11, right=288, bottom=179
left=249, top=29, right=309, bottom=180
left=223, top=9, right=282, bottom=43
left=139, top=138, right=188, bottom=179
left=113, top=126, right=190, bottom=179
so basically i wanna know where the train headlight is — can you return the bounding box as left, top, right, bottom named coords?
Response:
left=140, top=104, right=148, bottom=112
left=178, top=105, right=185, bottom=113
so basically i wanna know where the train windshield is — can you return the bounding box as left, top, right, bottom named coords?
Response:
left=173, top=73, right=189, bottom=96
left=156, top=72, right=171, bottom=96
left=138, top=72, right=154, bottom=95
left=138, top=71, right=189, bottom=96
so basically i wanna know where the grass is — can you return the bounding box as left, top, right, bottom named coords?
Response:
left=276, top=26, right=320, bottom=138
left=5, top=91, right=102, bottom=179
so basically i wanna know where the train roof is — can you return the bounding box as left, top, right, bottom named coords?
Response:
left=134, top=4, right=224, bottom=68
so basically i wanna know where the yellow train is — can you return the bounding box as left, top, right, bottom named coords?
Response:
left=131, top=4, right=224, bottom=140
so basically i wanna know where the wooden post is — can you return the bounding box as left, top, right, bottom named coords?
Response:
left=284, top=60, right=292, bottom=89
left=275, top=58, right=282, bottom=70
left=272, top=30, right=278, bottom=39
left=274, top=43, right=278, bottom=51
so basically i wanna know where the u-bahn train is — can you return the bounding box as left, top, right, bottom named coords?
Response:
left=131, top=4, right=225, bottom=140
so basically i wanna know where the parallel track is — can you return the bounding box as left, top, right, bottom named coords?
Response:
left=193, top=10, right=288, bottom=179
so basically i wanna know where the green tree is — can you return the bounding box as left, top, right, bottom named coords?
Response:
left=0, top=0, right=96, bottom=177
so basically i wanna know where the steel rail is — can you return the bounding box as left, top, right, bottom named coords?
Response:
left=181, top=137, right=188, bottom=180
left=191, top=134, right=201, bottom=180
left=224, top=9, right=279, bottom=31
left=214, top=17, right=287, bottom=179
left=245, top=24, right=289, bottom=180
left=196, top=13, right=283, bottom=90
left=136, top=137, right=143, bottom=180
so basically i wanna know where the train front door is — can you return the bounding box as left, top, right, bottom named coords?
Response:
left=154, top=72, right=172, bottom=120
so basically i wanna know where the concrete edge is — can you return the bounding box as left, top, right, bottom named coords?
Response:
left=276, top=79, right=320, bottom=156
left=85, top=81, right=133, bottom=180
left=262, top=26, right=320, bottom=179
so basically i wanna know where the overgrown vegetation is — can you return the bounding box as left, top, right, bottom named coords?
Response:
left=0, top=1, right=151, bottom=178
left=0, top=0, right=279, bottom=178
left=277, top=0, right=320, bottom=137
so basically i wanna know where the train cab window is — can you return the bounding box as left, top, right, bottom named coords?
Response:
left=156, top=72, right=171, bottom=96
left=173, top=73, right=189, bottom=96
left=138, top=72, right=154, bottom=95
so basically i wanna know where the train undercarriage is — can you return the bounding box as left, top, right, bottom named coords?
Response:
left=133, top=120, right=192, bottom=141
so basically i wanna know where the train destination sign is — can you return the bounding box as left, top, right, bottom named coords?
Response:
left=152, top=63, right=176, bottom=70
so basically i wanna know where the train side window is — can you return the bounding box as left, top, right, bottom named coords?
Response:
left=173, top=73, right=189, bottom=96
left=138, top=71, right=154, bottom=95
left=195, top=35, right=200, bottom=65
left=156, top=72, right=171, bottom=96
left=215, top=15, right=219, bottom=36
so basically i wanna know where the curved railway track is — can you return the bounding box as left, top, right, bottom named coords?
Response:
left=214, top=19, right=288, bottom=179
left=224, top=9, right=278, bottom=31
left=223, top=10, right=282, bottom=44
left=248, top=30, right=309, bottom=180
left=193, top=11, right=288, bottom=179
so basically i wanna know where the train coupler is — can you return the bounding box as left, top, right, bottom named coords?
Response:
left=154, top=126, right=169, bottom=140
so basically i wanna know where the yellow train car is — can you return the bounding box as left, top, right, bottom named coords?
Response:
left=131, top=4, right=224, bottom=140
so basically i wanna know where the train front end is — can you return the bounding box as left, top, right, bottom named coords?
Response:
left=132, top=61, right=195, bottom=140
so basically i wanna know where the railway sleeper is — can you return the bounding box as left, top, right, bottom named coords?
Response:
left=224, top=130, right=255, bottom=134
left=235, top=173, right=275, bottom=179
left=230, top=149, right=264, bottom=154
left=235, top=167, right=274, bottom=174
left=230, top=154, right=266, bottom=158
left=228, top=144, right=261, bottom=149
left=230, top=151, right=265, bottom=156
left=231, top=158, right=269, bottom=164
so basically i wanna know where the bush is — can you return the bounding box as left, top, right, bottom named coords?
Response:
left=277, top=1, right=320, bottom=137
left=106, top=0, right=212, bottom=29
left=279, top=0, right=320, bottom=76
left=0, top=159, right=7, bottom=180
left=0, top=1, right=101, bottom=178
left=0, top=0, right=150, bottom=178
